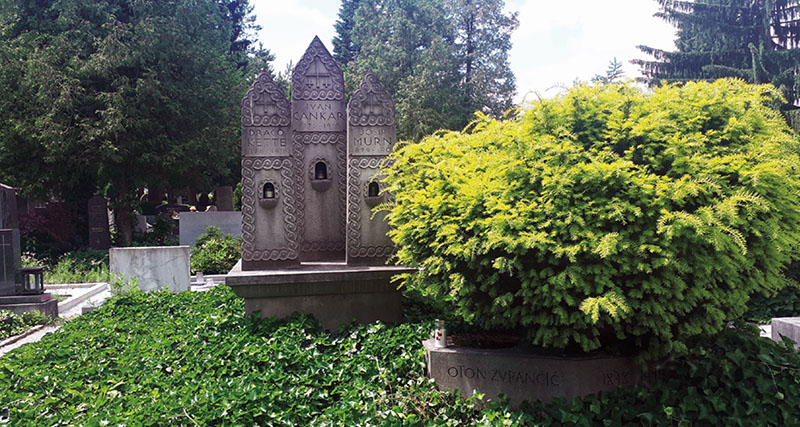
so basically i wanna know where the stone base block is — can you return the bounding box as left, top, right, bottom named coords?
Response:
left=771, top=317, right=800, bottom=348
left=424, top=339, right=643, bottom=405
left=227, top=262, right=413, bottom=330
left=0, top=294, right=58, bottom=319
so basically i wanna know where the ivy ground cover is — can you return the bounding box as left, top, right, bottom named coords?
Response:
left=1, top=286, right=799, bottom=425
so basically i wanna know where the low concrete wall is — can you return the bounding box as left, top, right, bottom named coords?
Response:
left=771, top=317, right=800, bottom=349
left=179, top=212, right=242, bottom=246
left=109, top=246, right=190, bottom=292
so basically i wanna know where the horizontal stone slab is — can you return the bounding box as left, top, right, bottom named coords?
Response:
left=425, top=339, right=646, bottom=405
left=227, top=262, right=412, bottom=329
left=0, top=293, right=51, bottom=304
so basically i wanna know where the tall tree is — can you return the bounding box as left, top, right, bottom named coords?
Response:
left=634, top=0, right=800, bottom=103
left=447, top=0, right=518, bottom=116
left=332, top=0, right=361, bottom=66
left=0, top=0, right=262, bottom=242
left=335, top=0, right=518, bottom=141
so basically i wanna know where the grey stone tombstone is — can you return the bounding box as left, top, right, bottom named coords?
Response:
left=0, top=184, right=19, bottom=229
left=88, top=196, right=111, bottom=250
left=292, top=36, right=347, bottom=262
left=346, top=72, right=396, bottom=265
left=240, top=71, right=300, bottom=270
left=0, top=229, right=21, bottom=296
left=215, top=186, right=234, bottom=211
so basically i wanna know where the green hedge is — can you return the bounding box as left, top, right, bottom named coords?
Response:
left=385, top=79, right=800, bottom=358
left=190, top=226, right=241, bottom=274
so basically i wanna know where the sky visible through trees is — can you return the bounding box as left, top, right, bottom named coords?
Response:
left=252, top=0, right=677, bottom=101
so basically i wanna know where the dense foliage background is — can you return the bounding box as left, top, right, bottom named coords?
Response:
left=385, top=79, right=800, bottom=359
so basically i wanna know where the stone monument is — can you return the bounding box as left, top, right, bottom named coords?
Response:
left=0, top=184, right=19, bottom=229
left=0, top=184, right=57, bottom=318
left=240, top=71, right=299, bottom=269
left=228, top=37, right=411, bottom=329
left=292, top=36, right=347, bottom=262
left=88, top=195, right=111, bottom=250
left=346, top=72, right=396, bottom=265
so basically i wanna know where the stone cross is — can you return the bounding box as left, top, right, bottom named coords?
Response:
left=346, top=72, right=396, bottom=265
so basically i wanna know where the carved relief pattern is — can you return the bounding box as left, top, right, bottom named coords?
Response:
left=292, top=37, right=344, bottom=101
left=298, top=137, right=347, bottom=253
left=241, top=72, right=290, bottom=127
left=348, top=72, right=395, bottom=126
left=347, top=158, right=394, bottom=258
left=241, top=158, right=298, bottom=261
left=294, top=133, right=345, bottom=145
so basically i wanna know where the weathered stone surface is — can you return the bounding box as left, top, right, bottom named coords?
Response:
left=0, top=184, right=18, bottom=229
left=241, top=71, right=300, bottom=270
left=772, top=317, right=800, bottom=349
left=0, top=296, right=58, bottom=318
left=215, top=186, right=234, bottom=211
left=292, top=36, right=347, bottom=262
left=179, top=211, right=242, bottom=246
left=227, top=262, right=413, bottom=329
left=109, top=246, right=190, bottom=292
left=88, top=196, right=111, bottom=250
left=424, top=340, right=643, bottom=405
left=346, top=72, right=395, bottom=265
left=0, top=229, right=20, bottom=296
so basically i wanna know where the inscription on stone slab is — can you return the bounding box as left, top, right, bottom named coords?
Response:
left=240, top=71, right=300, bottom=269
left=425, top=340, right=642, bottom=405
left=293, top=101, right=346, bottom=132
left=243, top=127, right=290, bottom=157
left=88, top=196, right=111, bottom=250
left=348, top=126, right=396, bottom=156
left=292, top=36, right=347, bottom=262
left=346, top=72, right=396, bottom=265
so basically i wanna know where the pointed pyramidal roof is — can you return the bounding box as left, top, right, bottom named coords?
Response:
left=292, top=36, right=344, bottom=101
left=241, top=70, right=290, bottom=127
left=348, top=71, right=395, bottom=127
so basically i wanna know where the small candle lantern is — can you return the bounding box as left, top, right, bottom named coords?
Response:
left=263, top=183, right=275, bottom=199
left=434, top=319, right=447, bottom=348
left=17, top=266, right=44, bottom=295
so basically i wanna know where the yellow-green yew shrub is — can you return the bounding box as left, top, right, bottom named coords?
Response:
left=385, top=79, right=800, bottom=358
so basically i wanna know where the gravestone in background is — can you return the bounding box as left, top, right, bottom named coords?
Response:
left=215, top=186, right=234, bottom=211
left=346, top=72, right=396, bottom=265
left=292, top=36, right=347, bottom=262
left=240, top=71, right=299, bottom=269
left=0, top=229, right=20, bottom=296
left=88, top=196, right=111, bottom=250
left=0, top=184, right=19, bottom=229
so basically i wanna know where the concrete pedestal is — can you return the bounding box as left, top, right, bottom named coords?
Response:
left=424, top=339, right=645, bottom=406
left=226, top=261, right=413, bottom=329
left=771, top=317, right=800, bottom=349
left=0, top=293, right=58, bottom=318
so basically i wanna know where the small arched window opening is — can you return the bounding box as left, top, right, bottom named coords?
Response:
left=263, top=182, right=275, bottom=199
left=314, top=162, right=328, bottom=180
left=367, top=182, right=380, bottom=198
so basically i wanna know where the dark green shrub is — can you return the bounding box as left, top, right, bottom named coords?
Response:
left=233, top=181, right=242, bottom=211
left=385, top=79, right=800, bottom=358
left=190, top=226, right=241, bottom=274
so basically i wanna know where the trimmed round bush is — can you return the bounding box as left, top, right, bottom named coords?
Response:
left=385, top=79, right=800, bottom=358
